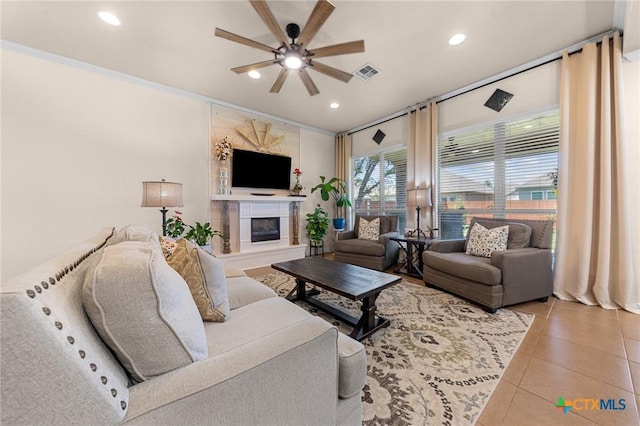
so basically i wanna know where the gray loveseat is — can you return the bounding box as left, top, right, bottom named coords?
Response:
left=1, top=227, right=367, bottom=425
left=423, top=217, right=554, bottom=312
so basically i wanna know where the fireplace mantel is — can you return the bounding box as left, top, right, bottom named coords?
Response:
left=210, top=194, right=307, bottom=202
left=210, top=194, right=306, bottom=269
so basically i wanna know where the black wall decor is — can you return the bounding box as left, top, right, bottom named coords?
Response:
left=373, top=129, right=386, bottom=145
left=484, top=89, right=514, bottom=112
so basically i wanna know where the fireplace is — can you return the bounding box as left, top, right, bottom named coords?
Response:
left=251, top=217, right=280, bottom=242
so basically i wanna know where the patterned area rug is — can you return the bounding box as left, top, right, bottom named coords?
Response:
left=254, top=272, right=533, bottom=426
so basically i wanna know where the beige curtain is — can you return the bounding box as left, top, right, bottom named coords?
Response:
left=554, top=32, right=639, bottom=314
left=407, top=102, right=438, bottom=230
left=335, top=132, right=352, bottom=230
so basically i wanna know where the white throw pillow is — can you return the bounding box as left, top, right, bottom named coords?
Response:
left=358, top=217, right=381, bottom=240
left=83, top=240, right=208, bottom=383
left=465, top=223, right=509, bottom=258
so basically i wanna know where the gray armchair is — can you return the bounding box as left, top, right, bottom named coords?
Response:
left=423, top=217, right=554, bottom=313
left=334, top=215, right=400, bottom=271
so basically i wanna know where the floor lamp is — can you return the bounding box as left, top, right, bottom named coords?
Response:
left=141, top=179, right=183, bottom=236
left=406, top=187, right=432, bottom=238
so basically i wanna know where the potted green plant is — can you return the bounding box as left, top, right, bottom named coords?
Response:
left=185, top=222, right=224, bottom=247
left=310, top=176, right=352, bottom=230
left=165, top=210, right=187, bottom=238
left=305, top=205, right=330, bottom=246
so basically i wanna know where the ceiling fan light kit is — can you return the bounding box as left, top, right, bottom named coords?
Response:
left=215, top=0, right=365, bottom=96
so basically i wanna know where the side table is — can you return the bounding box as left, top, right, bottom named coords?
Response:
left=390, top=235, right=437, bottom=279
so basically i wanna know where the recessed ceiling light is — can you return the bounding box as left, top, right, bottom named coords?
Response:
left=248, top=70, right=261, bottom=79
left=524, top=124, right=533, bottom=129
left=448, top=33, right=466, bottom=46
left=329, top=102, right=340, bottom=109
left=97, top=11, right=121, bottom=26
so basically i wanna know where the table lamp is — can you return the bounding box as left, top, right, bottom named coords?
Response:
left=141, top=179, right=183, bottom=236
left=406, top=187, right=431, bottom=238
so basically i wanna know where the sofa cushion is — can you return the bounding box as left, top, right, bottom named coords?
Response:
left=227, top=276, right=277, bottom=310
left=424, top=251, right=502, bottom=285
left=203, top=297, right=313, bottom=357
left=465, top=223, right=509, bottom=258
left=334, top=238, right=386, bottom=257
left=467, top=218, right=532, bottom=249
left=358, top=217, right=380, bottom=240
left=167, top=239, right=230, bottom=322
left=83, top=240, right=208, bottom=383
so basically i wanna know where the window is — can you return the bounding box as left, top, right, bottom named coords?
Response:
left=352, top=148, right=407, bottom=230
left=437, top=110, right=559, bottom=243
left=531, top=191, right=544, bottom=200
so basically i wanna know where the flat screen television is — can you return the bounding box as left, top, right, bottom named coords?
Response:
left=231, top=148, right=292, bottom=190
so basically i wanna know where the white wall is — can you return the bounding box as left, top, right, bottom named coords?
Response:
left=1, top=48, right=334, bottom=280
left=1, top=49, right=211, bottom=281
left=438, top=61, right=561, bottom=133
left=351, top=115, right=407, bottom=158
left=299, top=128, right=336, bottom=250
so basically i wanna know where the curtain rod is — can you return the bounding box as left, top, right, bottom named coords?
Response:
left=345, top=29, right=620, bottom=136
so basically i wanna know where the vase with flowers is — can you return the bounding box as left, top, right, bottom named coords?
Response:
left=215, top=137, right=232, bottom=195
left=291, top=168, right=303, bottom=195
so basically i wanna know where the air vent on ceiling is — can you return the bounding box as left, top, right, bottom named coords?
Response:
left=353, top=63, right=381, bottom=81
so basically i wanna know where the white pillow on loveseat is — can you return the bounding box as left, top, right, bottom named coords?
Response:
left=465, top=223, right=509, bottom=258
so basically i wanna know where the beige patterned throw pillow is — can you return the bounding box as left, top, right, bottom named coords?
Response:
left=465, top=223, right=509, bottom=258
left=358, top=217, right=381, bottom=240
left=159, top=236, right=178, bottom=258
left=168, top=239, right=230, bottom=322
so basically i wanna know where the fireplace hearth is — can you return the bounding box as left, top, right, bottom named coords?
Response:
left=251, top=217, right=280, bottom=242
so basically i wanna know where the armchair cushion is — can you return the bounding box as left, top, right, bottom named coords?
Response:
left=466, top=218, right=532, bottom=250
left=358, top=217, right=380, bottom=240
left=354, top=215, right=395, bottom=238
left=465, top=223, right=509, bottom=258
left=424, top=252, right=501, bottom=286
left=335, top=238, right=386, bottom=257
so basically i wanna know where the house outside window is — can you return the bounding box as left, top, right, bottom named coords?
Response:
left=436, top=109, right=559, bottom=245
left=352, top=148, right=407, bottom=230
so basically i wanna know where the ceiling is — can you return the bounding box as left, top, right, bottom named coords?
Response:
left=0, top=1, right=624, bottom=133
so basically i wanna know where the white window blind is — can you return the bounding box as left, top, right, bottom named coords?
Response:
left=352, top=148, right=408, bottom=230
left=437, top=110, right=559, bottom=242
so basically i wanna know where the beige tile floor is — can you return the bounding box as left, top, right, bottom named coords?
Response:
left=246, top=261, right=640, bottom=426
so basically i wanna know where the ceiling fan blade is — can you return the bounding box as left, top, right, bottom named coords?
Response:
left=297, top=0, right=335, bottom=48
left=309, top=61, right=353, bottom=83
left=231, top=60, right=279, bottom=74
left=270, top=68, right=289, bottom=93
left=307, top=40, right=365, bottom=58
left=249, top=0, right=290, bottom=48
left=215, top=28, right=277, bottom=54
left=298, top=69, right=320, bottom=96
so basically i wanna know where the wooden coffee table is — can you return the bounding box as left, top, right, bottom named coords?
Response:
left=271, top=257, right=401, bottom=341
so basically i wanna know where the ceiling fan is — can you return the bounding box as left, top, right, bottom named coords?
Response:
left=215, top=0, right=365, bottom=96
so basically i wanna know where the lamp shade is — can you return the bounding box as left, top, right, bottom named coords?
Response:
left=406, top=187, right=432, bottom=208
left=141, top=180, right=183, bottom=208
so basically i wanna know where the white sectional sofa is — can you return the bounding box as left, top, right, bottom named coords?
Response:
left=1, top=226, right=367, bottom=425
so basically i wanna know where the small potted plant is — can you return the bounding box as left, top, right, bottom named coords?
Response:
left=165, top=211, right=187, bottom=239
left=291, top=168, right=303, bottom=195
left=305, top=205, right=330, bottom=247
left=427, top=225, right=439, bottom=239
left=185, top=222, right=224, bottom=247
left=310, top=176, right=352, bottom=230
